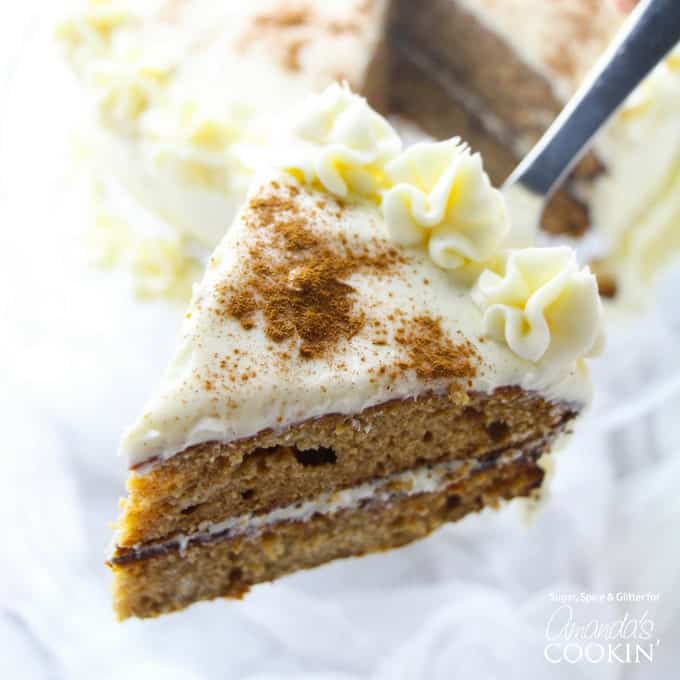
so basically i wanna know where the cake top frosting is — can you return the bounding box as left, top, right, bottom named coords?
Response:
left=57, top=0, right=389, bottom=246
left=457, top=0, right=622, bottom=101
left=59, top=0, right=388, bottom=134
left=121, top=85, right=602, bottom=469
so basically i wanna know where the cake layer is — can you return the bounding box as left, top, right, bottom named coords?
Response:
left=390, top=0, right=563, bottom=152
left=117, top=387, right=576, bottom=548
left=111, top=449, right=545, bottom=619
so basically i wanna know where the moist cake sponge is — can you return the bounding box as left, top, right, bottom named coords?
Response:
left=113, top=441, right=547, bottom=619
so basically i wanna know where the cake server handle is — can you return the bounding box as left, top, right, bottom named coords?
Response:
left=502, top=0, right=680, bottom=244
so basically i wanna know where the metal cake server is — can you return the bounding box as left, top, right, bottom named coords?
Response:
left=503, top=0, right=680, bottom=246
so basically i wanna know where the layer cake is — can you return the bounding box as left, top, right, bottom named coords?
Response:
left=58, top=0, right=391, bottom=248
left=58, top=0, right=680, bottom=304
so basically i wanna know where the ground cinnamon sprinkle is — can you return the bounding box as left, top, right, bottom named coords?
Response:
left=327, top=18, right=361, bottom=35
left=395, top=316, right=478, bottom=381
left=253, top=4, right=310, bottom=29
left=237, top=3, right=311, bottom=72
left=543, top=0, right=605, bottom=82
left=237, top=1, right=364, bottom=72
left=214, top=183, right=403, bottom=359
left=225, top=290, right=257, bottom=329
left=282, top=39, right=305, bottom=71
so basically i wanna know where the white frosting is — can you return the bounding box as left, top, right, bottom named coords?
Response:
left=275, top=92, right=507, bottom=274
left=121, top=170, right=593, bottom=468
left=590, top=47, right=680, bottom=304
left=56, top=0, right=153, bottom=70
left=58, top=0, right=390, bottom=246
left=121, top=450, right=529, bottom=557
left=85, top=179, right=203, bottom=301
left=382, top=139, right=508, bottom=270
left=278, top=83, right=401, bottom=199
left=472, top=247, right=602, bottom=367
left=87, top=35, right=180, bottom=134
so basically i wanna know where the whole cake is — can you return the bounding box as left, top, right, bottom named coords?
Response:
left=58, top=0, right=390, bottom=248
left=109, top=86, right=602, bottom=619
left=58, top=0, right=680, bottom=306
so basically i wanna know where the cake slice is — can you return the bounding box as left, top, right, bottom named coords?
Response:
left=109, top=85, right=602, bottom=619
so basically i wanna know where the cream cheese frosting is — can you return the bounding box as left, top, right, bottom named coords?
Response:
left=382, top=139, right=508, bottom=271
left=58, top=0, right=390, bottom=248
left=278, top=82, right=402, bottom=199
left=121, top=86, right=601, bottom=469
left=589, top=47, right=680, bottom=305
left=116, top=450, right=531, bottom=559
left=472, top=247, right=602, bottom=367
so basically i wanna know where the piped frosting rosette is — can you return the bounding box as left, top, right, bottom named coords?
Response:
left=57, top=0, right=142, bottom=68
left=382, top=139, right=509, bottom=272
left=276, top=83, right=402, bottom=199
left=472, top=247, right=603, bottom=366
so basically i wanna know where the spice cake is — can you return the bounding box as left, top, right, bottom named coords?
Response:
left=109, top=85, right=603, bottom=619
left=58, top=0, right=680, bottom=304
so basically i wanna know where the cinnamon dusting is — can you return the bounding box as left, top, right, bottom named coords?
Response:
left=282, top=39, right=305, bottom=71
left=215, top=183, right=404, bottom=359
left=254, top=5, right=310, bottom=29
left=395, top=316, right=478, bottom=381
left=543, top=0, right=612, bottom=84
left=237, top=0, right=366, bottom=73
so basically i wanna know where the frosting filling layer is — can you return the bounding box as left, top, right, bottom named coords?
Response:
left=111, top=448, right=538, bottom=565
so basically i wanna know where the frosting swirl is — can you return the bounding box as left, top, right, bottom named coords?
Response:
left=619, top=47, right=680, bottom=133
left=279, top=83, right=401, bottom=199
left=141, top=98, right=254, bottom=190
left=382, top=139, right=508, bottom=270
left=471, top=247, right=602, bottom=366
left=57, top=1, right=138, bottom=64
left=89, top=44, right=177, bottom=133
left=592, top=46, right=680, bottom=304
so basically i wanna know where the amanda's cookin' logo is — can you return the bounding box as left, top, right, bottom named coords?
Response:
left=544, top=595, right=661, bottom=665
